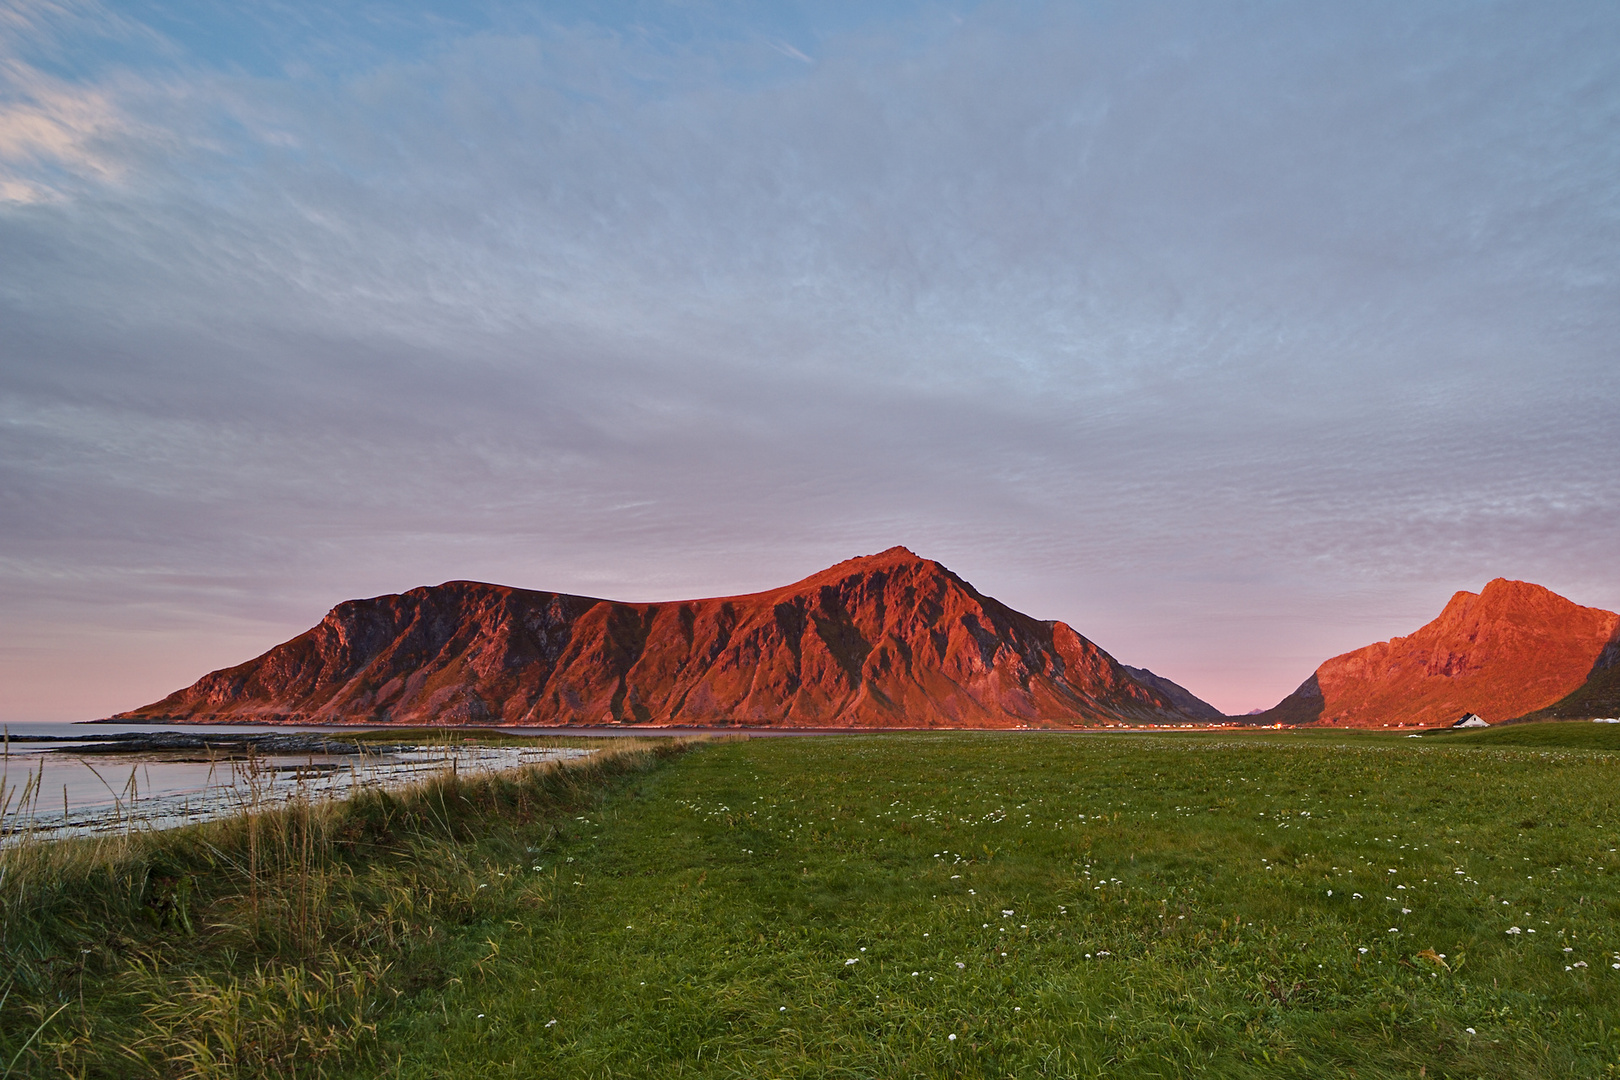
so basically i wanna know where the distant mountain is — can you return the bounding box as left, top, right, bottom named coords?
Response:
left=112, top=547, right=1221, bottom=728
left=1251, top=579, right=1620, bottom=728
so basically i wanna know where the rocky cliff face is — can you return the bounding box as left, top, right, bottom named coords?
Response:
left=1254, top=579, right=1620, bottom=727
left=113, top=547, right=1218, bottom=728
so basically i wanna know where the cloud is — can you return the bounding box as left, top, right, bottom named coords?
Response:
left=769, top=40, right=813, bottom=63
left=0, top=0, right=183, bottom=198
left=1, top=0, right=1618, bottom=717
left=0, top=63, right=124, bottom=188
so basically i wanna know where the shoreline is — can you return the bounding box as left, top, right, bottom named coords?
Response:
left=1, top=740, right=598, bottom=844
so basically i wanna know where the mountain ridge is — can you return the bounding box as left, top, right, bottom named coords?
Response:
left=112, top=547, right=1221, bottom=728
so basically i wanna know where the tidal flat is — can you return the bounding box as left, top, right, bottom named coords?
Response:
left=3, top=724, right=1618, bottom=1078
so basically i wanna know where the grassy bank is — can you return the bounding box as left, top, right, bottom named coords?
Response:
left=0, top=738, right=688, bottom=1078
left=1431, top=719, right=1620, bottom=751
left=7, top=727, right=1620, bottom=1078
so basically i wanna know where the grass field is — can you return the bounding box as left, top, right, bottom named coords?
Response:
left=5, top=724, right=1619, bottom=1078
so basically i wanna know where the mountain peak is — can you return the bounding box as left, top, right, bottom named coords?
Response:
left=811, top=545, right=929, bottom=574
left=1475, top=577, right=1595, bottom=614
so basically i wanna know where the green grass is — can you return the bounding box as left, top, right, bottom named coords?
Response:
left=1431, top=720, right=1620, bottom=751
left=0, top=738, right=688, bottom=1078
left=6, top=727, right=1620, bottom=1077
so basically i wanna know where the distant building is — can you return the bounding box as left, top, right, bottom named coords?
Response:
left=1451, top=713, right=1489, bottom=728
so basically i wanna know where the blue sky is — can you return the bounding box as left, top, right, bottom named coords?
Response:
left=2, top=0, right=1618, bottom=719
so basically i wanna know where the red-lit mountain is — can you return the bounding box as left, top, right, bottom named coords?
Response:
left=110, top=547, right=1221, bottom=728
left=1253, top=579, right=1620, bottom=728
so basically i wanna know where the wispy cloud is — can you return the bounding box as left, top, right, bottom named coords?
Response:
left=0, top=0, right=180, bottom=199
left=770, top=40, right=813, bottom=64
left=0, top=63, right=124, bottom=195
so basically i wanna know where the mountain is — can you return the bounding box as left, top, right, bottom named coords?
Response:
left=1522, top=632, right=1620, bottom=721
left=1252, top=579, right=1620, bottom=728
left=111, top=547, right=1220, bottom=728
left=1121, top=666, right=1224, bottom=720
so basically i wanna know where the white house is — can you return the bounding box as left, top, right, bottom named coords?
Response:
left=1451, top=713, right=1489, bottom=728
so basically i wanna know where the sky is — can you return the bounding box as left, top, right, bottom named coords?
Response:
left=2, top=0, right=1617, bottom=721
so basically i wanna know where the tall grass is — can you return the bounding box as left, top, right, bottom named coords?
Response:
left=0, top=737, right=690, bottom=1078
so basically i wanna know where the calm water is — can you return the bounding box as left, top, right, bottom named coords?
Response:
left=0, top=722, right=595, bottom=841
left=2, top=722, right=386, bottom=813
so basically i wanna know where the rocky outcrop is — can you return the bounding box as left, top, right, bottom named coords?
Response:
left=112, top=547, right=1219, bottom=728
left=1253, top=579, right=1620, bottom=728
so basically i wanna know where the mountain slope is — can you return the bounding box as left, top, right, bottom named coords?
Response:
left=1121, top=666, right=1224, bottom=720
left=112, top=547, right=1219, bottom=728
left=1253, top=579, right=1619, bottom=728
left=1521, top=631, right=1620, bottom=721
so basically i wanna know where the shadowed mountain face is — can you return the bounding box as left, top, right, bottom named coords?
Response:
left=1255, top=579, right=1620, bottom=728
left=113, top=548, right=1218, bottom=728
left=1526, top=630, right=1620, bottom=722
left=1120, top=666, right=1224, bottom=720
